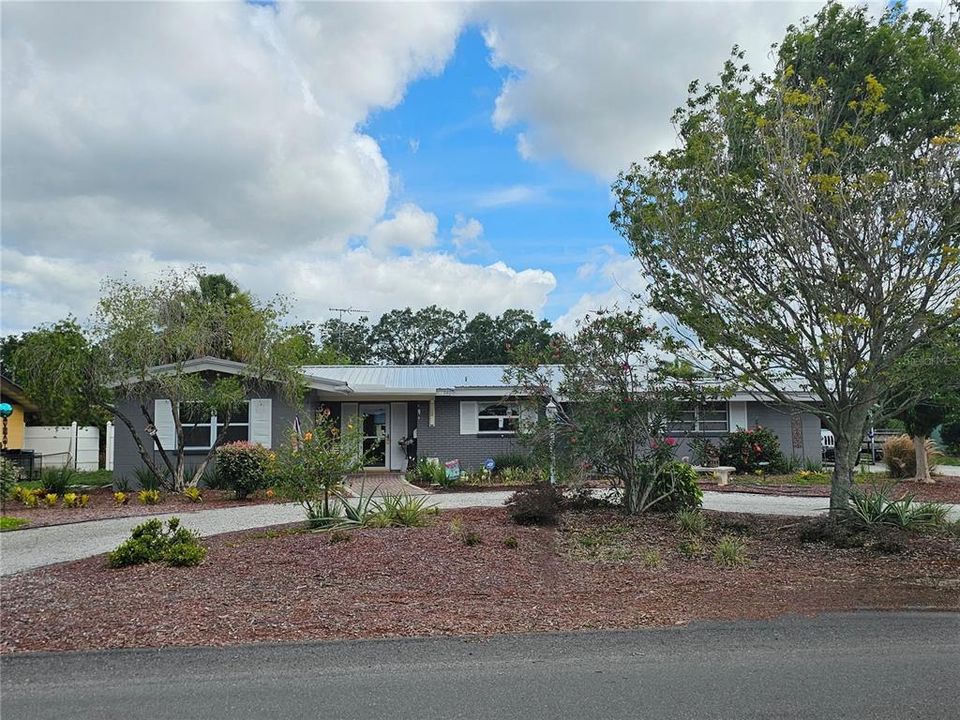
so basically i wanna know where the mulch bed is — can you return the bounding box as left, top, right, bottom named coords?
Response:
left=0, top=488, right=280, bottom=529
left=2, top=507, right=957, bottom=654
left=701, top=475, right=960, bottom=504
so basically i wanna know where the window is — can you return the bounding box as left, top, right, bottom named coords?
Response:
left=477, top=402, right=520, bottom=435
left=181, top=401, right=249, bottom=450
left=668, top=402, right=729, bottom=434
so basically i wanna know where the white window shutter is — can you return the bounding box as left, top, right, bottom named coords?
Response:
left=341, top=402, right=359, bottom=437
left=249, top=399, right=272, bottom=447
left=154, top=399, right=176, bottom=450
left=460, top=401, right=478, bottom=435
left=728, top=401, right=747, bottom=431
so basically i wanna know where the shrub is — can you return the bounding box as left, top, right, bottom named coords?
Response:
left=1, top=458, right=19, bottom=500
left=41, top=467, right=77, bottom=496
left=651, top=462, right=703, bottom=512
left=493, top=453, right=531, bottom=472
left=272, top=411, right=366, bottom=522
left=113, top=491, right=129, bottom=506
left=503, top=535, right=519, bottom=549
left=408, top=458, right=450, bottom=487
left=506, top=482, right=563, bottom=525
left=215, top=441, right=271, bottom=500
left=112, top=475, right=131, bottom=492
left=163, top=542, right=207, bottom=567
left=882, top=435, right=938, bottom=478
left=676, top=509, right=706, bottom=536
left=62, top=492, right=89, bottom=509
left=688, top=438, right=719, bottom=467
left=107, top=517, right=206, bottom=568
left=941, top=418, right=960, bottom=455
left=719, top=426, right=786, bottom=474
left=43, top=493, right=59, bottom=507
left=713, top=535, right=747, bottom=566
left=183, top=487, right=203, bottom=503
left=499, top=466, right=544, bottom=486
left=138, top=489, right=161, bottom=505
left=15, top=487, right=39, bottom=507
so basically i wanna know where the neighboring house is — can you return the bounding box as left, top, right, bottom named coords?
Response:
left=0, top=372, right=40, bottom=451
left=111, top=357, right=823, bottom=484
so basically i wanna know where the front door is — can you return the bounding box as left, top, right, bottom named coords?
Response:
left=359, top=404, right=389, bottom=469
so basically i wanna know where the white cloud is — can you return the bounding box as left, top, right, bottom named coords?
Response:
left=280, top=249, right=556, bottom=321
left=367, top=203, right=439, bottom=255
left=450, top=214, right=490, bottom=256
left=482, top=1, right=825, bottom=178
left=552, top=247, right=651, bottom=334
left=0, top=1, right=560, bottom=333
left=475, top=184, right=545, bottom=208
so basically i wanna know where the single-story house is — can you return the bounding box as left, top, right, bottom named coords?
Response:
left=111, top=357, right=822, bottom=484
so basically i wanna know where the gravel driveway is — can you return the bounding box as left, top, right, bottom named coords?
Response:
left=2, top=490, right=957, bottom=576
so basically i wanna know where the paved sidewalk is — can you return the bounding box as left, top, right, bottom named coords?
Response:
left=2, top=490, right=957, bottom=577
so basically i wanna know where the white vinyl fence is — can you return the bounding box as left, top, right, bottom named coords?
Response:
left=22, top=422, right=100, bottom=471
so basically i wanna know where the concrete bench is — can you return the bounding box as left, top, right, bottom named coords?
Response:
left=692, top=465, right=736, bottom=486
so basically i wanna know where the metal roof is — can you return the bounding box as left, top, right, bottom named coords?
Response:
left=302, top=365, right=521, bottom=392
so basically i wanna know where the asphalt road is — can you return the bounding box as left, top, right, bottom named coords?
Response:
left=2, top=612, right=958, bottom=720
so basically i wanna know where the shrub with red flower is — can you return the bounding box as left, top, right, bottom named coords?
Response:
left=718, top=426, right=786, bottom=474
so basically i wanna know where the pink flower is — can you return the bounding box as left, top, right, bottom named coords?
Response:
left=665, top=437, right=678, bottom=447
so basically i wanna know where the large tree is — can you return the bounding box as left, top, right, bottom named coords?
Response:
left=87, top=269, right=306, bottom=491
left=508, top=309, right=701, bottom=514
left=2, top=318, right=108, bottom=427
left=369, top=305, right=467, bottom=364
left=889, top=328, right=960, bottom=481
left=318, top=316, right=372, bottom=364
left=611, top=2, right=960, bottom=512
left=447, top=309, right=555, bottom=364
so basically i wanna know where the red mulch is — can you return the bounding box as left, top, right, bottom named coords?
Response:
left=0, top=488, right=279, bottom=529
left=702, top=475, right=960, bottom=503
left=2, top=507, right=957, bottom=654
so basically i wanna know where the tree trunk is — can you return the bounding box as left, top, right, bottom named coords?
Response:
left=830, top=433, right=859, bottom=514
left=913, top=434, right=933, bottom=484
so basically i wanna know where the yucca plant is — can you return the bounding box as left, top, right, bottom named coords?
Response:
left=134, top=466, right=164, bottom=492
left=847, top=485, right=948, bottom=532
left=41, top=467, right=77, bottom=496
left=314, top=482, right=381, bottom=531
left=373, top=493, right=438, bottom=527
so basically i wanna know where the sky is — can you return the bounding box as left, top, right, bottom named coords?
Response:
left=2, top=0, right=865, bottom=336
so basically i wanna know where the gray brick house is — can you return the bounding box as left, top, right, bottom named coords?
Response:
left=111, top=358, right=823, bottom=483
